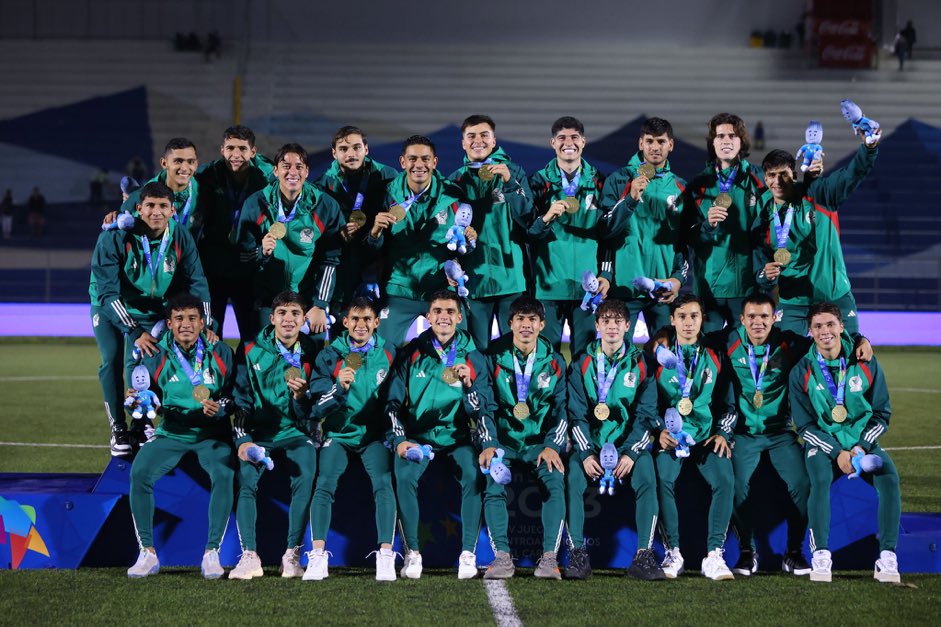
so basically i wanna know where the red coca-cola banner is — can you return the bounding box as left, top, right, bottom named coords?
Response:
left=817, top=19, right=873, bottom=68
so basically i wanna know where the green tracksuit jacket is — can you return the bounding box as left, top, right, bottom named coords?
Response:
left=306, top=332, right=397, bottom=448
left=448, top=147, right=531, bottom=298
left=754, top=144, right=877, bottom=306
left=479, top=334, right=568, bottom=453
left=386, top=329, right=495, bottom=449
left=121, top=171, right=203, bottom=240
left=141, top=332, right=236, bottom=443
left=528, top=158, right=606, bottom=300
left=568, top=340, right=659, bottom=461
left=237, top=180, right=344, bottom=308
left=600, top=153, right=688, bottom=299
left=232, top=325, right=319, bottom=446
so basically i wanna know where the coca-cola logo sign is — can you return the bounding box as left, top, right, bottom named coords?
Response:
left=818, top=19, right=866, bottom=37
left=821, top=44, right=867, bottom=62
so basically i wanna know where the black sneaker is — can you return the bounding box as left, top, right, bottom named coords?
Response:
left=627, top=548, right=666, bottom=581
left=732, top=549, right=758, bottom=576
left=782, top=550, right=812, bottom=576
left=110, top=428, right=132, bottom=457
left=564, top=546, right=592, bottom=580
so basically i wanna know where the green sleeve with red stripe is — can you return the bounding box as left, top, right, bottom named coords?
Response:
left=807, top=143, right=877, bottom=208
left=92, top=229, right=142, bottom=335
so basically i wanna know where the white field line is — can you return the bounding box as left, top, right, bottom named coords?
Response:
left=0, top=441, right=110, bottom=449
left=484, top=580, right=523, bottom=627
left=0, top=375, right=97, bottom=382
left=893, top=387, right=941, bottom=394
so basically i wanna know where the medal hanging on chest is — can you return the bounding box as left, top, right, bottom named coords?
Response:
left=748, top=343, right=770, bottom=409
left=512, top=350, right=536, bottom=420
left=172, top=339, right=208, bottom=401
left=772, top=203, right=795, bottom=265
left=714, top=165, right=738, bottom=208
left=594, top=345, right=624, bottom=421
left=141, top=229, right=172, bottom=295
left=676, top=346, right=700, bottom=416
left=433, top=338, right=459, bottom=385
left=815, top=351, right=848, bottom=423
left=277, top=339, right=303, bottom=381
left=560, top=168, right=581, bottom=214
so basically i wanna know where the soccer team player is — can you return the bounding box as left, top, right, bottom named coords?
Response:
left=108, top=109, right=900, bottom=584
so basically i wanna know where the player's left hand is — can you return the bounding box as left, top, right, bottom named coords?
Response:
left=657, top=277, right=682, bottom=303
left=705, top=434, right=731, bottom=458
left=596, top=277, right=610, bottom=298
left=805, top=154, right=825, bottom=179
left=613, top=454, right=635, bottom=479
left=206, top=329, right=219, bottom=344
left=453, top=363, right=473, bottom=388
left=287, top=376, right=309, bottom=399
left=305, top=306, right=327, bottom=334
left=536, top=447, right=564, bottom=473
left=837, top=449, right=855, bottom=475
left=201, top=398, right=221, bottom=417
left=135, top=331, right=159, bottom=357
left=855, top=337, right=873, bottom=362
left=464, top=226, right=478, bottom=242
left=479, top=446, right=497, bottom=469
left=858, top=128, right=881, bottom=148
left=485, top=164, right=512, bottom=184
left=340, top=221, right=362, bottom=242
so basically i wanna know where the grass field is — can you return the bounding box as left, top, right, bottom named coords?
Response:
left=1, top=339, right=940, bottom=624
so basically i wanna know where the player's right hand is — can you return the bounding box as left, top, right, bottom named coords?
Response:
left=337, top=367, right=355, bottom=391
left=630, top=176, right=649, bottom=201
left=707, top=205, right=728, bottom=227
left=237, top=441, right=255, bottom=462
left=582, top=455, right=602, bottom=480
left=543, top=201, right=566, bottom=224
left=261, top=233, right=277, bottom=256
left=659, top=429, right=678, bottom=450
left=396, top=441, right=418, bottom=458
left=135, top=331, right=158, bottom=357
left=762, top=262, right=784, bottom=282
left=102, top=211, right=118, bottom=226
left=370, top=212, right=397, bottom=238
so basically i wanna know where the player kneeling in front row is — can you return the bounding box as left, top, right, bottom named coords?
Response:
left=478, top=296, right=568, bottom=580
left=126, top=293, right=237, bottom=579
left=566, top=299, right=664, bottom=580
left=388, top=290, right=496, bottom=580
left=230, top=291, right=319, bottom=579
left=305, top=297, right=398, bottom=581
left=789, top=302, right=901, bottom=583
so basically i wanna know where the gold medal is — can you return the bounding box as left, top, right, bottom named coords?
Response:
left=478, top=166, right=494, bottom=182
left=388, top=205, right=406, bottom=222
left=442, top=367, right=459, bottom=385
left=513, top=402, right=530, bottom=420
left=345, top=352, right=363, bottom=371
left=192, top=384, right=210, bottom=402
left=715, top=192, right=732, bottom=209
left=349, top=210, right=367, bottom=227
left=677, top=398, right=693, bottom=416
left=753, top=390, right=764, bottom=408
left=774, top=248, right=791, bottom=265
left=594, top=403, right=610, bottom=421
left=831, top=405, right=848, bottom=423
left=269, top=221, right=287, bottom=240
left=638, top=164, right=656, bottom=180
left=562, top=197, right=580, bottom=214
left=284, top=366, right=303, bottom=381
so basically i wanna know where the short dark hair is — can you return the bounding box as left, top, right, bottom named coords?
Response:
left=165, top=292, right=204, bottom=318
left=807, top=302, right=843, bottom=325
left=401, top=135, right=436, bottom=157
left=222, top=125, right=256, bottom=148
left=332, top=126, right=367, bottom=149
left=164, top=137, right=197, bottom=156
left=271, top=290, right=306, bottom=311
left=743, top=292, right=777, bottom=311
left=762, top=149, right=797, bottom=177
left=706, top=113, right=750, bottom=162
left=461, top=114, right=495, bottom=134
left=551, top=116, right=584, bottom=137
left=640, top=117, right=674, bottom=140
left=670, top=293, right=704, bottom=316
left=346, top=296, right=380, bottom=318
left=595, top=299, right=630, bottom=322
left=428, top=289, right=461, bottom=310
left=508, top=295, right=545, bottom=321
left=274, top=143, right=309, bottom=167
left=138, top=181, right=174, bottom=203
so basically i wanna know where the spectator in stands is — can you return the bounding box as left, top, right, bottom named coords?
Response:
left=127, top=155, right=147, bottom=184
left=901, top=20, right=916, bottom=59
left=753, top=121, right=766, bottom=151
left=27, top=186, right=45, bottom=237
left=892, top=30, right=907, bottom=71
left=1, top=189, right=13, bottom=239
left=90, top=168, right=108, bottom=207
left=125, top=292, right=237, bottom=580
left=205, top=30, right=222, bottom=62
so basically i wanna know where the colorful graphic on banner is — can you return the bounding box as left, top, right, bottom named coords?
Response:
left=0, top=496, right=50, bottom=569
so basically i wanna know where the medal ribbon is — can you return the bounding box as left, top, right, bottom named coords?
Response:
left=467, top=158, right=494, bottom=170
left=141, top=228, right=172, bottom=286
left=513, top=350, right=536, bottom=404
left=172, top=338, right=205, bottom=386
left=276, top=193, right=300, bottom=223
left=340, top=172, right=369, bottom=212
left=715, top=165, right=739, bottom=193
left=773, top=203, right=795, bottom=250
left=747, top=344, right=770, bottom=393
left=349, top=336, right=375, bottom=354
left=595, top=344, right=625, bottom=404
left=676, top=346, right=700, bottom=401
left=391, top=184, right=429, bottom=214
left=560, top=168, right=581, bottom=197
left=431, top=337, right=458, bottom=369
left=815, top=351, right=847, bottom=407
left=276, top=340, right=301, bottom=368
left=173, top=182, right=194, bottom=227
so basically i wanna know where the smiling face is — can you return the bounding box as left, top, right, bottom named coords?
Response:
left=400, top=144, right=437, bottom=189
left=713, top=123, right=742, bottom=165
left=426, top=298, right=462, bottom=343
left=741, top=302, right=775, bottom=346
left=462, top=123, right=496, bottom=161
left=277, top=152, right=309, bottom=197
left=810, top=312, right=844, bottom=356
left=168, top=307, right=204, bottom=349
left=550, top=127, right=585, bottom=169
left=270, top=301, right=305, bottom=345
left=510, top=312, right=545, bottom=352
left=221, top=137, right=256, bottom=174
left=671, top=302, right=703, bottom=344
left=332, top=133, right=369, bottom=174
left=343, top=306, right=379, bottom=346
left=160, top=147, right=198, bottom=191
left=764, top=165, right=797, bottom=203
left=639, top=133, right=674, bottom=168
left=137, top=195, right=174, bottom=236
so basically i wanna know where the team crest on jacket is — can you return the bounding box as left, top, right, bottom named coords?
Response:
left=623, top=371, right=636, bottom=388
left=537, top=372, right=551, bottom=389
left=849, top=375, right=863, bottom=393
left=164, top=255, right=176, bottom=273
left=377, top=369, right=387, bottom=385
left=435, top=210, right=448, bottom=225
left=300, top=228, right=314, bottom=243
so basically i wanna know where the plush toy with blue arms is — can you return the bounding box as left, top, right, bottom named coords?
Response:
left=245, top=444, right=275, bottom=471
left=632, top=275, right=673, bottom=300
left=125, top=365, right=161, bottom=420
left=848, top=449, right=883, bottom=479
left=796, top=121, right=824, bottom=172
left=664, top=408, right=695, bottom=458
left=481, top=448, right=512, bottom=485
left=446, top=203, right=476, bottom=255
left=444, top=260, right=470, bottom=297
left=580, top=270, right=605, bottom=313
left=655, top=345, right=678, bottom=369
left=598, top=442, right=619, bottom=495
left=840, top=99, right=881, bottom=147
left=405, top=444, right=435, bottom=463
left=102, top=211, right=136, bottom=232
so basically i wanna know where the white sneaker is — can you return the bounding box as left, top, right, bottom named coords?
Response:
left=127, top=549, right=159, bottom=578
left=228, top=550, right=264, bottom=580
left=458, top=550, right=478, bottom=580
left=810, top=549, right=832, bottom=582
left=401, top=550, right=423, bottom=579
left=303, top=548, right=330, bottom=581
left=375, top=548, right=397, bottom=582
left=701, top=548, right=735, bottom=581
left=874, top=550, right=901, bottom=583
left=200, top=548, right=224, bottom=579
left=661, top=547, right=685, bottom=579
left=280, top=546, right=304, bottom=578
